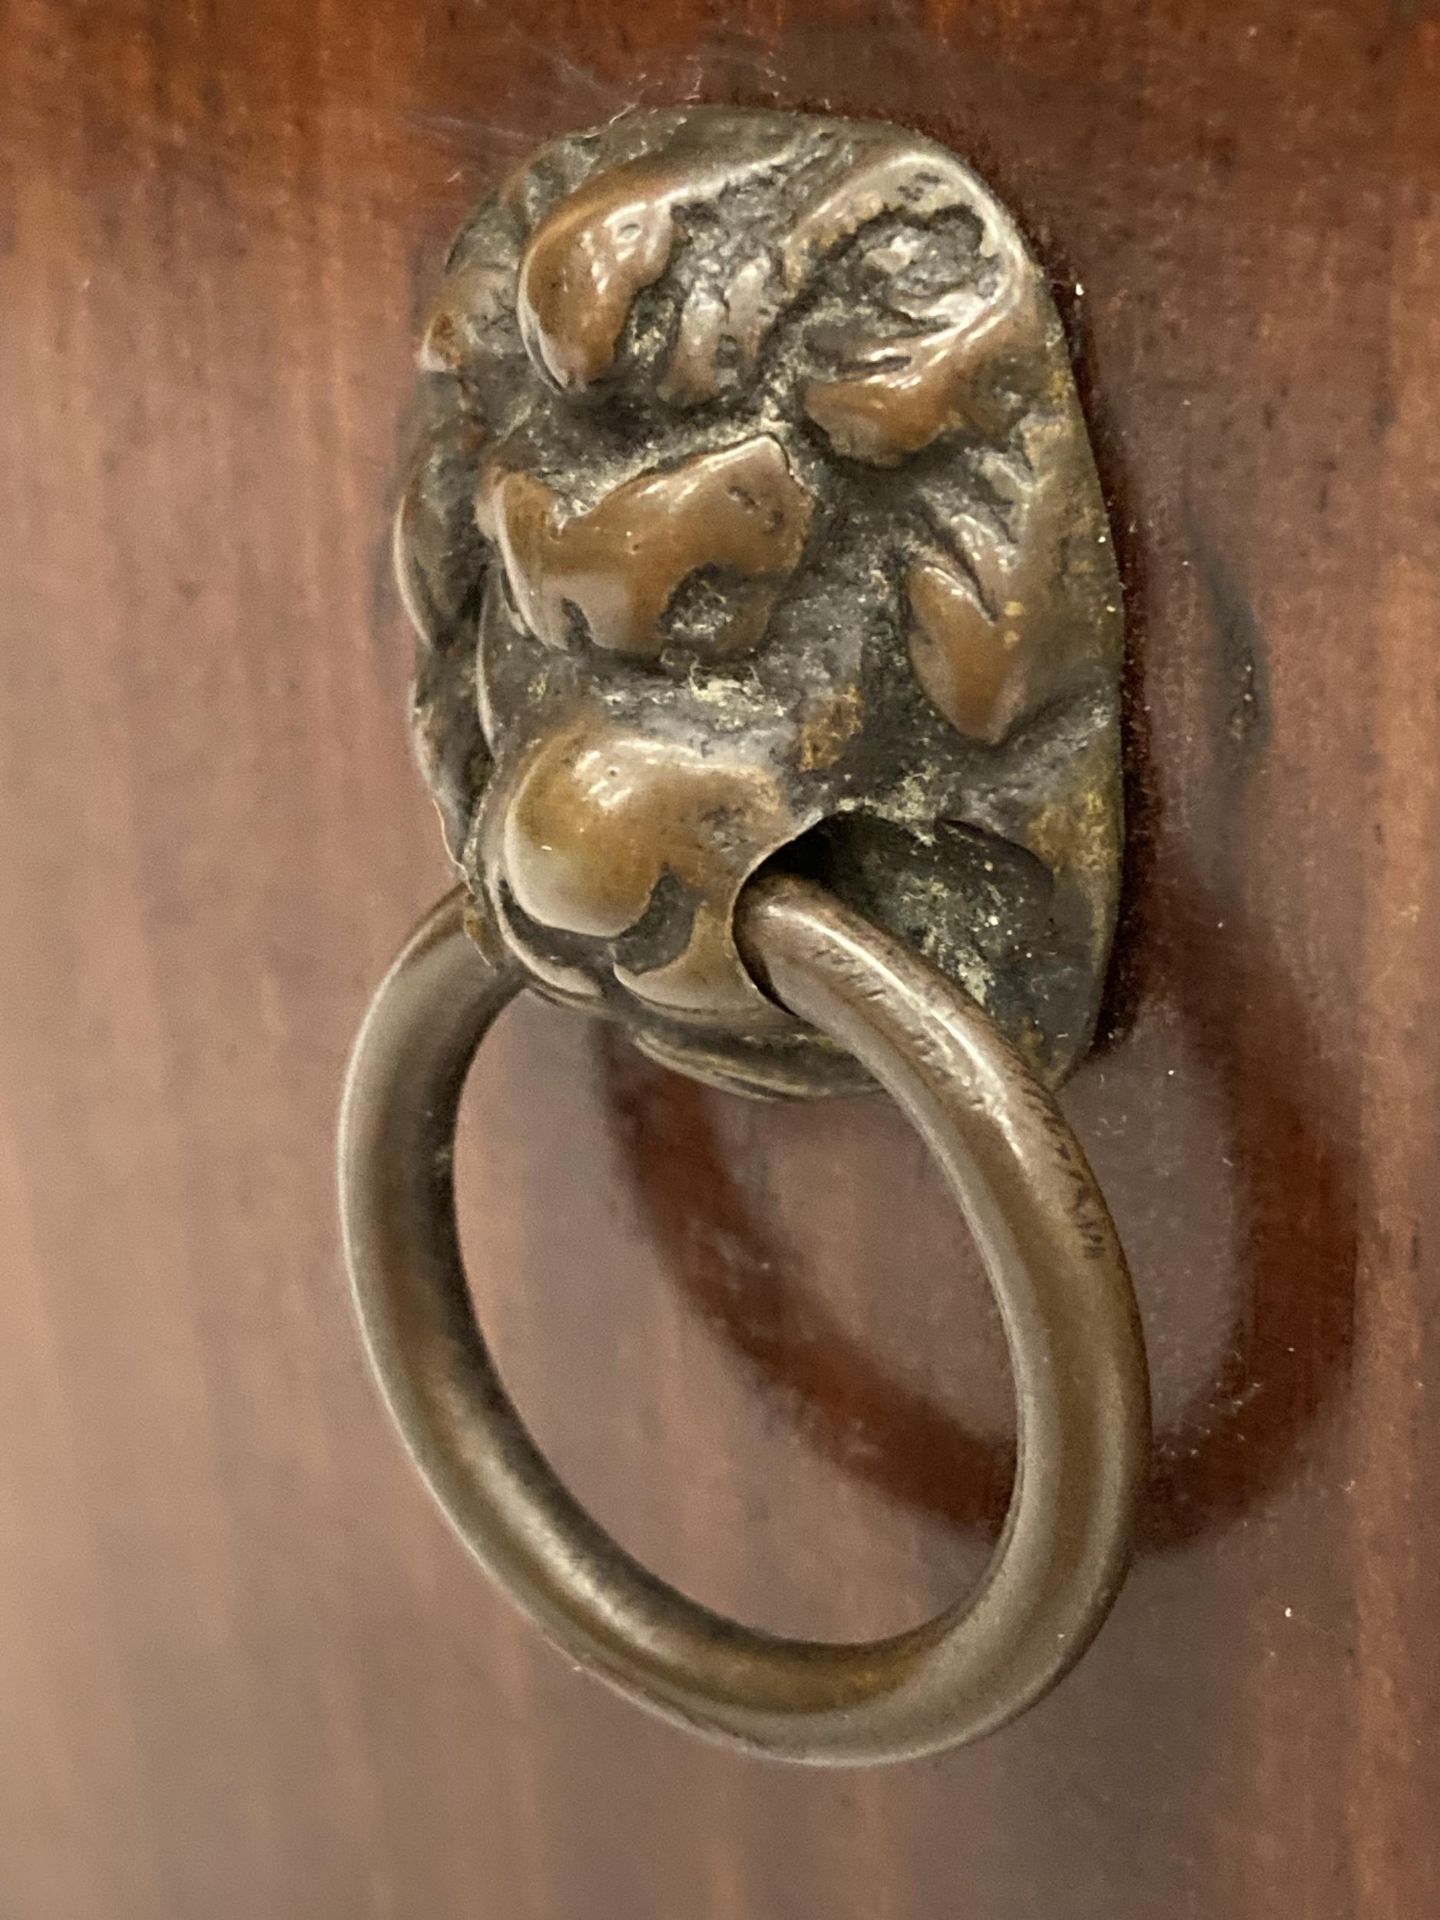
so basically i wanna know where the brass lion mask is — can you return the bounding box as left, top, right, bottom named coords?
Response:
left=396, top=107, right=1123, bottom=1096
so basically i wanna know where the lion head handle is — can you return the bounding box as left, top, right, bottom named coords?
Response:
left=395, top=108, right=1123, bottom=1098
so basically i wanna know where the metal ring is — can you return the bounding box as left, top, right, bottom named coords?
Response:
left=338, top=877, right=1150, bottom=1765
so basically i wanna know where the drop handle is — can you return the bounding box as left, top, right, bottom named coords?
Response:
left=340, top=876, right=1148, bottom=1764
left=341, top=104, right=1148, bottom=1764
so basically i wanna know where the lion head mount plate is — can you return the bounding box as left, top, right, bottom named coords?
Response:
left=397, top=106, right=1123, bottom=1099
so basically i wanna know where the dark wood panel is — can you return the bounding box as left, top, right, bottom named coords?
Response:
left=1, top=0, right=1438, bottom=1914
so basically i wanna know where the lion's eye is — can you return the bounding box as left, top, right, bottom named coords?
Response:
left=849, top=221, right=984, bottom=326
left=659, top=567, right=772, bottom=661
left=857, top=233, right=924, bottom=280
left=481, top=438, right=813, bottom=663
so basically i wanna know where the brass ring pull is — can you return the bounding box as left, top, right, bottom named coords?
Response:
left=338, top=875, right=1149, bottom=1766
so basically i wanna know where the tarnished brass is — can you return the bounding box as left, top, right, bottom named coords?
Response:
left=346, top=109, right=1147, bottom=1763
left=338, top=880, right=1149, bottom=1765
left=397, top=106, right=1124, bottom=1098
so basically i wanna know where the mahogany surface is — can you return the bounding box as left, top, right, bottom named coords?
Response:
left=1, top=1, right=1437, bottom=1913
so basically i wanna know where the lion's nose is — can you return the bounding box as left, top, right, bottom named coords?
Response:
left=482, top=714, right=803, bottom=1019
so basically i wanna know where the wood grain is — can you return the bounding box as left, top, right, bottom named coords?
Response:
left=1, top=0, right=1438, bottom=1914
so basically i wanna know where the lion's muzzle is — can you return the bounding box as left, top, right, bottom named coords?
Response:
left=479, top=711, right=808, bottom=1023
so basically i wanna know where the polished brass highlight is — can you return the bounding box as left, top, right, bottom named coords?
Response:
left=398, top=106, right=1125, bottom=1098
left=339, top=880, right=1149, bottom=1766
